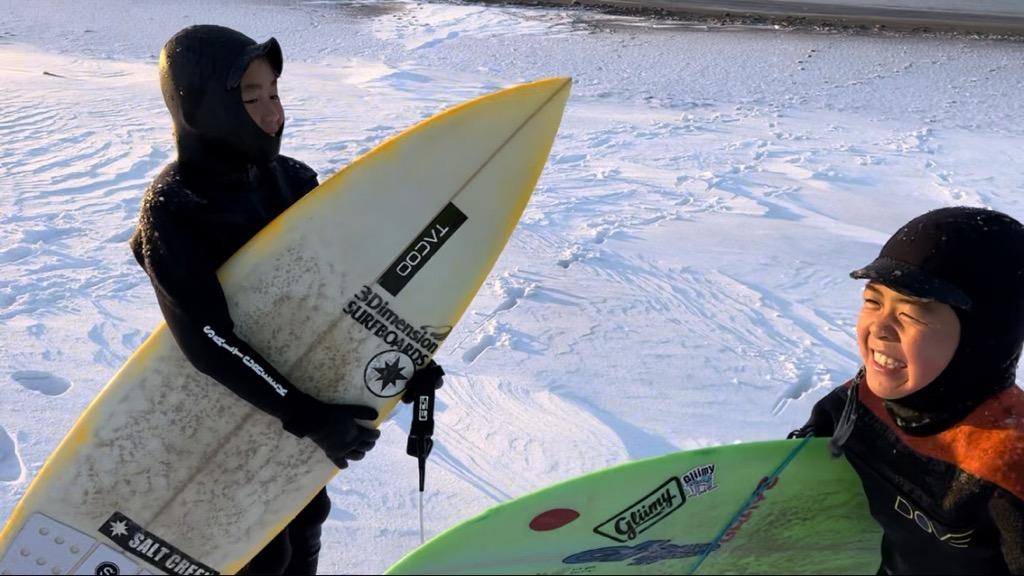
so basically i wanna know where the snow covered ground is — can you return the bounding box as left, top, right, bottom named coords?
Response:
left=2, top=0, right=1024, bottom=573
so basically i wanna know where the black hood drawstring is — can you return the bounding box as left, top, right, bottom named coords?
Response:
left=829, top=370, right=862, bottom=457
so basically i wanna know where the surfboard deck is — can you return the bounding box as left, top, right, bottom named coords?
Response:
left=386, top=438, right=881, bottom=575
left=0, top=76, right=572, bottom=576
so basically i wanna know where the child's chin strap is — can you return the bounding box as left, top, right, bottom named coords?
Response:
left=406, top=375, right=436, bottom=544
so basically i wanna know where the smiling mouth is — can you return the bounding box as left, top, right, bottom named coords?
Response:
left=872, top=349, right=907, bottom=370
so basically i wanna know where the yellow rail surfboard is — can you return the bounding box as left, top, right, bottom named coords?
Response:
left=0, top=77, right=572, bottom=575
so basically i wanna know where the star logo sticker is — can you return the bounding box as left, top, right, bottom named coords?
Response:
left=107, top=519, right=129, bottom=538
left=373, top=358, right=409, bottom=391
left=363, top=350, right=415, bottom=398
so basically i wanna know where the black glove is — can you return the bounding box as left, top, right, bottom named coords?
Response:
left=788, top=399, right=835, bottom=439
left=402, top=361, right=445, bottom=404
left=282, top=392, right=381, bottom=470
left=787, top=383, right=851, bottom=440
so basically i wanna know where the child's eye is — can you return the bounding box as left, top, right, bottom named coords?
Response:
left=899, top=312, right=927, bottom=325
left=863, top=298, right=880, bottom=308
left=243, top=98, right=257, bottom=105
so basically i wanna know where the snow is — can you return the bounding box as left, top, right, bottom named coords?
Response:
left=2, top=0, right=1024, bottom=573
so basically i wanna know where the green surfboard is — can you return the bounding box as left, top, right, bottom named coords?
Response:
left=387, top=438, right=881, bottom=575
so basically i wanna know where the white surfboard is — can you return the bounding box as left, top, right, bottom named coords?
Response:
left=0, top=77, right=572, bottom=575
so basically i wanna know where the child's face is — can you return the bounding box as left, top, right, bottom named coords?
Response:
left=240, top=57, right=284, bottom=136
left=856, top=282, right=961, bottom=400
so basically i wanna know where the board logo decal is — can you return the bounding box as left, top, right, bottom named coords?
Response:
left=563, top=539, right=717, bottom=566
left=343, top=285, right=449, bottom=368
left=721, top=476, right=779, bottom=544
left=593, top=478, right=685, bottom=543
left=100, top=512, right=218, bottom=575
left=95, top=561, right=120, bottom=575
left=378, top=202, right=468, bottom=297
left=681, top=463, right=718, bottom=498
left=364, top=350, right=416, bottom=397
left=422, top=325, right=453, bottom=341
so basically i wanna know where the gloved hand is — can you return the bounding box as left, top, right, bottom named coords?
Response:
left=283, top=392, right=381, bottom=470
left=402, top=361, right=445, bottom=404
left=786, top=382, right=850, bottom=440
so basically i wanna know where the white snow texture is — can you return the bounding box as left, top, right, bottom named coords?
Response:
left=2, top=1, right=1024, bottom=574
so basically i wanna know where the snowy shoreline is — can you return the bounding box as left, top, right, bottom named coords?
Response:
left=484, top=0, right=1024, bottom=35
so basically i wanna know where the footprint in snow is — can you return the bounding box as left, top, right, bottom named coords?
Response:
left=11, top=370, right=71, bottom=396
left=462, top=334, right=497, bottom=364
left=556, top=244, right=588, bottom=269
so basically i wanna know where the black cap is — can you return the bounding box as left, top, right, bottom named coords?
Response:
left=851, top=256, right=972, bottom=310
left=849, top=207, right=1024, bottom=310
left=226, top=37, right=283, bottom=90
left=852, top=206, right=1024, bottom=434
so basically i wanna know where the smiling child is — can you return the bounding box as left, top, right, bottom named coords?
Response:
left=791, top=206, right=1024, bottom=574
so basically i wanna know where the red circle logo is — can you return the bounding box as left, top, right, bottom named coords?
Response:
left=529, top=508, right=580, bottom=531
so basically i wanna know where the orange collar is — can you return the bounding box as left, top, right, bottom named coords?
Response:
left=859, top=384, right=1024, bottom=501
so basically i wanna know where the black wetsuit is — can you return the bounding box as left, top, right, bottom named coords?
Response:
left=131, top=25, right=331, bottom=574
left=793, top=374, right=1024, bottom=575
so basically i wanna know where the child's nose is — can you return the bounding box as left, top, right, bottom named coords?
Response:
left=874, top=316, right=898, bottom=340
left=260, top=106, right=281, bottom=133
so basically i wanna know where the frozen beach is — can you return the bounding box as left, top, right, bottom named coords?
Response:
left=518, top=0, right=1024, bottom=33
left=2, top=0, right=1024, bottom=572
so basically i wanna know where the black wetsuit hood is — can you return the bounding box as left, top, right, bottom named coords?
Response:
left=159, top=25, right=284, bottom=170
left=851, top=207, right=1024, bottom=434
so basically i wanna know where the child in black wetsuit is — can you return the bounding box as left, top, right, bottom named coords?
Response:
left=792, top=207, right=1024, bottom=574
left=131, top=25, right=443, bottom=574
